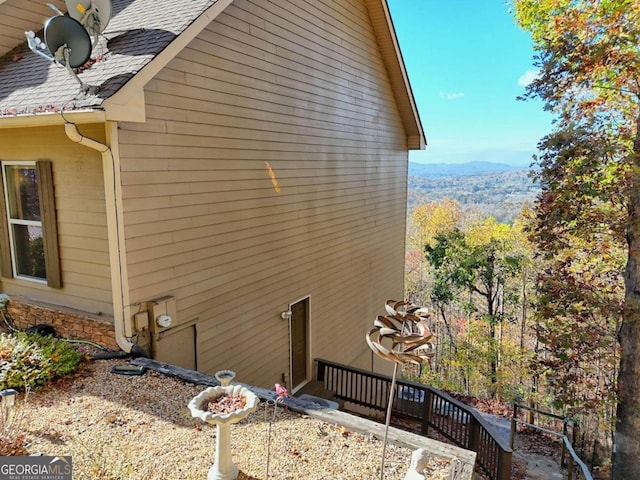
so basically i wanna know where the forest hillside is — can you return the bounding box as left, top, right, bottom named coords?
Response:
left=408, top=161, right=538, bottom=223
left=405, top=161, right=617, bottom=478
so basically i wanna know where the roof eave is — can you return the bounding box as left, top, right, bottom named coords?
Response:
left=408, top=134, right=426, bottom=150
left=104, top=87, right=147, bottom=123
left=0, top=0, right=233, bottom=128
left=366, top=0, right=426, bottom=151
left=0, top=0, right=425, bottom=142
left=103, top=0, right=234, bottom=117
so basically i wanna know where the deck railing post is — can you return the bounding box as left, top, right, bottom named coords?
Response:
left=421, top=389, right=434, bottom=436
left=527, top=397, right=535, bottom=425
left=567, top=453, right=574, bottom=480
left=497, top=450, right=512, bottom=480
left=510, top=404, right=517, bottom=450
left=468, top=415, right=480, bottom=453
left=316, top=360, right=325, bottom=383
left=561, top=420, right=568, bottom=467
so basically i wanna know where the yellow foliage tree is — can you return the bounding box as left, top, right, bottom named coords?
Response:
left=406, top=199, right=462, bottom=305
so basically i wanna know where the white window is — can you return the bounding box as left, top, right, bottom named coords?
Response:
left=0, top=161, right=60, bottom=287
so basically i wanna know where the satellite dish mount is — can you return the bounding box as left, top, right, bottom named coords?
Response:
left=26, top=37, right=96, bottom=96
left=23, top=1, right=112, bottom=95
left=65, top=0, right=112, bottom=48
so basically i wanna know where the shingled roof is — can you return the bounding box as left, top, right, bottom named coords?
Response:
left=0, top=0, right=424, bottom=148
left=0, top=0, right=218, bottom=117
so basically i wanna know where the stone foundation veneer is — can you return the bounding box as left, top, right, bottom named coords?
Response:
left=6, top=300, right=119, bottom=351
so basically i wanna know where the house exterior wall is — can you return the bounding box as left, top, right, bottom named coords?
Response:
left=0, top=124, right=113, bottom=317
left=118, top=0, right=409, bottom=388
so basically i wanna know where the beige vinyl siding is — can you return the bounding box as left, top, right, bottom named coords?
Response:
left=119, top=0, right=409, bottom=387
left=0, top=124, right=112, bottom=315
left=0, top=0, right=66, bottom=57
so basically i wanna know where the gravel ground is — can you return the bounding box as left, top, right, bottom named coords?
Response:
left=10, top=359, right=452, bottom=479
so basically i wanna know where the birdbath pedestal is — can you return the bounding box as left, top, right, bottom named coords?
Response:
left=188, top=385, right=259, bottom=480
left=215, top=370, right=236, bottom=387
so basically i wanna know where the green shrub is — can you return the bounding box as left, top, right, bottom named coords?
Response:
left=0, top=331, right=83, bottom=390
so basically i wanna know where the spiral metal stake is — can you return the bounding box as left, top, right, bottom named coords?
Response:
left=264, top=399, right=276, bottom=477
left=365, top=300, right=435, bottom=480
left=380, top=361, right=399, bottom=479
left=265, top=394, right=286, bottom=478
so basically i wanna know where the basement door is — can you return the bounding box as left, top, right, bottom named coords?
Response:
left=290, top=297, right=309, bottom=391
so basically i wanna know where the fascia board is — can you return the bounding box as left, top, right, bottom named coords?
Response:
left=367, top=0, right=426, bottom=150
left=0, top=109, right=107, bottom=128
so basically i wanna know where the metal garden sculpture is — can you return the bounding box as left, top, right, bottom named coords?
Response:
left=365, top=300, right=435, bottom=480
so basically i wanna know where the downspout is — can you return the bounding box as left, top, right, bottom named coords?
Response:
left=64, top=122, right=146, bottom=356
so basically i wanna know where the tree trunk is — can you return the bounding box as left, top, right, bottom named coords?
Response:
left=612, top=111, right=640, bottom=479
left=486, top=285, right=498, bottom=397
left=521, top=269, right=527, bottom=351
left=439, top=304, right=457, bottom=353
left=529, top=334, right=539, bottom=425
left=438, top=304, right=468, bottom=392
left=520, top=269, right=527, bottom=386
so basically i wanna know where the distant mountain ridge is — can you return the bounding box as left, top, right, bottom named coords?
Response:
left=407, top=164, right=538, bottom=223
left=409, top=161, right=527, bottom=178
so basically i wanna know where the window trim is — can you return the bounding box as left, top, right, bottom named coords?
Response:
left=0, top=160, right=61, bottom=288
left=2, top=161, right=46, bottom=284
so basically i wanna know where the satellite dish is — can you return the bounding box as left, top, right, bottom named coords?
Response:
left=65, top=0, right=112, bottom=44
left=44, top=16, right=91, bottom=68
left=24, top=1, right=106, bottom=95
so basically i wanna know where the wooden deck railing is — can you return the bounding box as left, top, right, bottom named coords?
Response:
left=511, top=403, right=593, bottom=480
left=315, top=359, right=512, bottom=480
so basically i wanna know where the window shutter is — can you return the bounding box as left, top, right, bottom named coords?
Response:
left=36, top=161, right=61, bottom=288
left=0, top=169, right=12, bottom=278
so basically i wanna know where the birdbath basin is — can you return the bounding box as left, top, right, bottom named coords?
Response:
left=189, top=385, right=260, bottom=480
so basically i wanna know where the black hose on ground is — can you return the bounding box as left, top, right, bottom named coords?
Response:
left=130, top=343, right=149, bottom=358
left=90, top=350, right=130, bottom=360
left=0, top=307, right=151, bottom=360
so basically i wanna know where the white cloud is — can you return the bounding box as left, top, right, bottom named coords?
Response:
left=440, top=92, right=465, bottom=100
left=518, top=69, right=540, bottom=87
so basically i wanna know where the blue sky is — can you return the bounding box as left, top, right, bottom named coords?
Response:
left=387, top=0, right=554, bottom=166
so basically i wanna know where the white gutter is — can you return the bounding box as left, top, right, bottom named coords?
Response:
left=63, top=122, right=143, bottom=355
left=0, top=110, right=107, bottom=129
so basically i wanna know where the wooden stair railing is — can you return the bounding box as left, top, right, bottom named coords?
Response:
left=316, top=358, right=512, bottom=480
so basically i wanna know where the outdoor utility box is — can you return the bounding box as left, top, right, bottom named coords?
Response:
left=133, top=311, right=149, bottom=331
left=147, top=296, right=197, bottom=370
left=148, top=296, right=177, bottom=332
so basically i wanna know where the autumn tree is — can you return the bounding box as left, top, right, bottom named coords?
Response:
left=410, top=198, right=462, bottom=247
left=512, top=1, right=640, bottom=476
left=534, top=236, right=622, bottom=459
left=426, top=217, right=526, bottom=398
left=406, top=199, right=462, bottom=305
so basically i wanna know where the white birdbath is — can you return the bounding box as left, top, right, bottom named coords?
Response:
left=189, top=385, right=260, bottom=480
